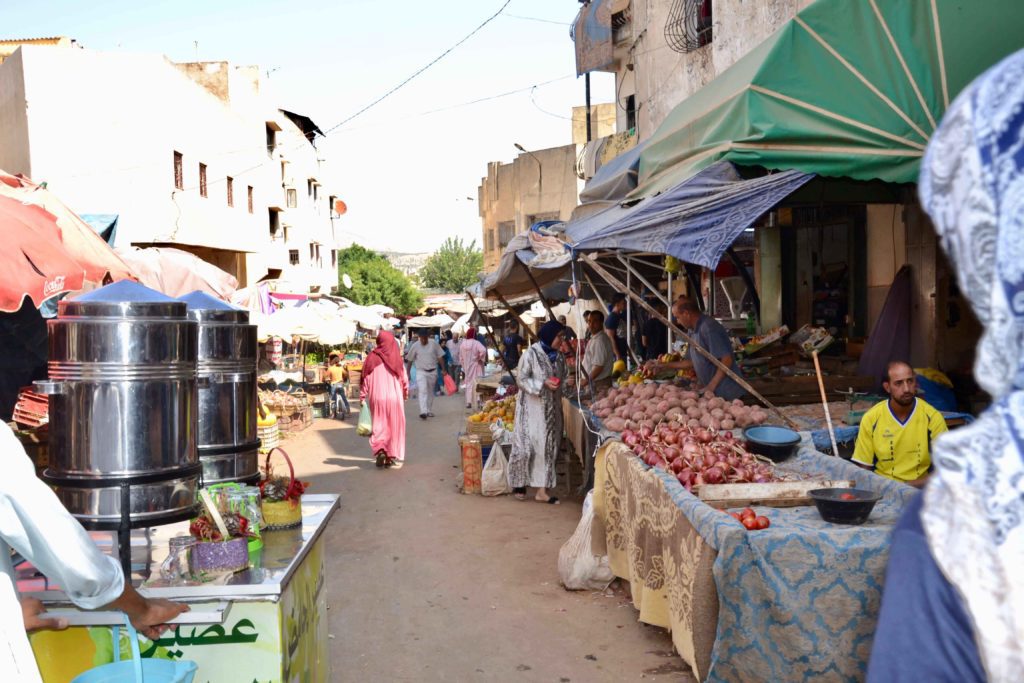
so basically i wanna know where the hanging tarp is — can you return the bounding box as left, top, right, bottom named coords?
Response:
left=577, top=140, right=647, bottom=211
left=475, top=231, right=571, bottom=302
left=566, top=161, right=813, bottom=269
left=638, top=0, right=1024, bottom=193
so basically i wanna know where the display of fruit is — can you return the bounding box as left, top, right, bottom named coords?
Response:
left=725, top=507, right=771, bottom=530
left=469, top=395, right=517, bottom=427
left=592, top=382, right=769, bottom=433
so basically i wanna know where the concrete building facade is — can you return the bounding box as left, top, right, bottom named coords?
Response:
left=0, top=43, right=341, bottom=291
left=477, top=144, right=580, bottom=272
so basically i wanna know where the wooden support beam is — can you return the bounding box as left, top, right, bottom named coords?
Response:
left=466, top=289, right=514, bottom=376
left=516, top=258, right=557, bottom=321
left=495, top=293, right=537, bottom=342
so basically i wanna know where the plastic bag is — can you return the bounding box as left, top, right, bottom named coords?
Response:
left=558, top=491, right=614, bottom=590
left=480, top=443, right=510, bottom=496
left=357, top=401, right=372, bottom=437
left=489, top=419, right=514, bottom=446
left=443, top=373, right=457, bottom=396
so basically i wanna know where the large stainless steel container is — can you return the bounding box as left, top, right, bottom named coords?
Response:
left=180, top=291, right=259, bottom=485
left=37, top=280, right=200, bottom=528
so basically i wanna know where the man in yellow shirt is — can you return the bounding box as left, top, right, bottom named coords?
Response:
left=852, top=361, right=948, bottom=488
left=325, top=352, right=350, bottom=418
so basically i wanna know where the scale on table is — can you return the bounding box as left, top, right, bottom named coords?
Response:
left=836, top=388, right=876, bottom=424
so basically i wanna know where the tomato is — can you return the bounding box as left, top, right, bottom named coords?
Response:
left=728, top=512, right=742, bottom=521
left=754, top=516, right=770, bottom=530
left=839, top=492, right=857, bottom=501
left=740, top=507, right=756, bottom=521
left=742, top=516, right=758, bottom=531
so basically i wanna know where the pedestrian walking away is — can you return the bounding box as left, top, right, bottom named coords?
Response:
left=446, top=331, right=463, bottom=388
left=325, top=351, right=351, bottom=418
left=405, top=328, right=445, bottom=419
left=361, top=330, right=409, bottom=469
left=459, top=328, right=487, bottom=411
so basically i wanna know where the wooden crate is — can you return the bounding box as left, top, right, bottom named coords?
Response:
left=465, top=420, right=495, bottom=445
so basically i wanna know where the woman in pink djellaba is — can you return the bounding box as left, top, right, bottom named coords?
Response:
left=459, top=328, right=487, bottom=411
left=360, top=330, right=408, bottom=469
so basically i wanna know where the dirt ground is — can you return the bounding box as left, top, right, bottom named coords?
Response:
left=279, top=390, right=696, bottom=682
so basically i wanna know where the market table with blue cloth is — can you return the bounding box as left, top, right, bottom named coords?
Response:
left=591, top=440, right=913, bottom=681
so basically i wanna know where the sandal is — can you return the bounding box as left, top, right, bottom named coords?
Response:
left=513, top=486, right=527, bottom=501
left=390, top=460, right=404, bottom=470
left=536, top=496, right=560, bottom=505
left=384, top=456, right=396, bottom=469
left=375, top=452, right=386, bottom=468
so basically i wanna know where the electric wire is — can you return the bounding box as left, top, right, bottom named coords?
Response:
left=321, top=0, right=513, bottom=136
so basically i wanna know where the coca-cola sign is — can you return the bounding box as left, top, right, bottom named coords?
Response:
left=43, top=276, right=66, bottom=297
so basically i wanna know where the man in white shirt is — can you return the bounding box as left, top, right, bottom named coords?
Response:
left=580, top=310, right=615, bottom=393
left=0, top=422, right=187, bottom=681
left=405, top=329, right=446, bottom=419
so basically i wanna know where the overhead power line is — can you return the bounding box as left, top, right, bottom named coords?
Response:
left=502, top=13, right=571, bottom=26
left=322, top=0, right=513, bottom=136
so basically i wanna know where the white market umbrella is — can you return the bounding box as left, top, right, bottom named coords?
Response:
left=406, top=313, right=455, bottom=329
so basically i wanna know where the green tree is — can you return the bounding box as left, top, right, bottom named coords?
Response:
left=336, top=244, right=423, bottom=315
left=418, top=237, right=484, bottom=293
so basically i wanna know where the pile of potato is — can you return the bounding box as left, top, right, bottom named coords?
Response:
left=590, top=382, right=769, bottom=433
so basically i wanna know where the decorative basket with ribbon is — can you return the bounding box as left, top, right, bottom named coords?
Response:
left=258, top=447, right=308, bottom=529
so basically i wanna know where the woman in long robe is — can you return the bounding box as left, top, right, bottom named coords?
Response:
left=508, top=321, right=566, bottom=504
left=459, top=328, right=487, bottom=410
left=360, top=330, right=408, bottom=469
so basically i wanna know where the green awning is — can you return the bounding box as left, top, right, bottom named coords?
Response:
left=639, top=0, right=1024, bottom=193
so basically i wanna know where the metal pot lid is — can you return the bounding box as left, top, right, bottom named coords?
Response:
left=179, top=290, right=250, bottom=324
left=59, top=280, right=187, bottom=319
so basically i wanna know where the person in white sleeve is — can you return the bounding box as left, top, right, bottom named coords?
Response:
left=0, top=421, right=188, bottom=681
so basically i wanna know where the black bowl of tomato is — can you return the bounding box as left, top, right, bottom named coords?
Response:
left=808, top=488, right=882, bottom=525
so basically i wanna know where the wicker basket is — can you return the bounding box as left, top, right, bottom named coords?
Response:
left=465, top=420, right=495, bottom=445
left=260, top=448, right=303, bottom=529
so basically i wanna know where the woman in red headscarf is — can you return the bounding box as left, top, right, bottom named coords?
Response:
left=360, top=330, right=409, bottom=469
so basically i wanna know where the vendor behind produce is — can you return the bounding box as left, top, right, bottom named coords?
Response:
left=604, top=293, right=629, bottom=363
left=649, top=299, right=746, bottom=400
left=578, top=310, right=614, bottom=393
left=851, top=361, right=948, bottom=488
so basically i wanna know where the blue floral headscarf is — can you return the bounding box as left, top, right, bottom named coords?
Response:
left=919, top=47, right=1024, bottom=680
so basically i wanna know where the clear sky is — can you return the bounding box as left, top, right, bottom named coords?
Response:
left=0, top=0, right=614, bottom=253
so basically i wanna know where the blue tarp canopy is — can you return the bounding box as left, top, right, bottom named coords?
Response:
left=578, top=141, right=646, bottom=208
left=566, top=161, right=814, bottom=269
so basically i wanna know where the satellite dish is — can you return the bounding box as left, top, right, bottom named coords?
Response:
left=342, top=273, right=353, bottom=289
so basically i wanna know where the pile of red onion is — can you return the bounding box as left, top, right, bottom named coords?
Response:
left=620, top=423, right=777, bottom=491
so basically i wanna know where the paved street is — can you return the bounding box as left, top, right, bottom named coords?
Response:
left=279, top=392, right=695, bottom=682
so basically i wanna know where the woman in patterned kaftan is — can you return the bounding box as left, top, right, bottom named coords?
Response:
left=508, top=320, right=566, bottom=504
